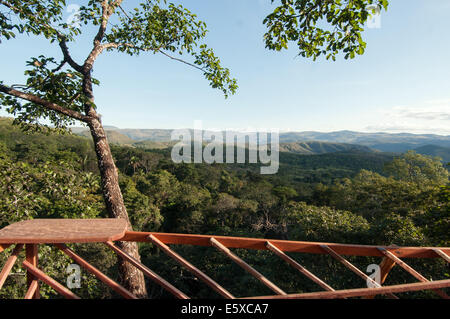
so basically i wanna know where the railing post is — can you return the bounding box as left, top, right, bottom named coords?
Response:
left=25, top=244, right=39, bottom=299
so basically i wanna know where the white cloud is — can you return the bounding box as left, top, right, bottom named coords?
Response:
left=364, top=99, right=450, bottom=135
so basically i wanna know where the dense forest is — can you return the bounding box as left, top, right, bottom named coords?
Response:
left=0, top=117, right=448, bottom=299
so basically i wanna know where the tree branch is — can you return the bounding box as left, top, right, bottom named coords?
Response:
left=84, top=0, right=123, bottom=71
left=103, top=4, right=207, bottom=74
left=1, top=1, right=85, bottom=73
left=0, top=0, right=15, bottom=11
left=159, top=50, right=205, bottom=72
left=93, top=0, right=110, bottom=46
left=101, top=42, right=158, bottom=52
left=0, top=84, right=93, bottom=123
left=51, top=59, right=66, bottom=73
left=58, top=37, right=83, bottom=73
left=102, top=42, right=206, bottom=73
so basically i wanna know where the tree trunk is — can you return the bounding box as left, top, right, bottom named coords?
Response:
left=88, top=116, right=148, bottom=298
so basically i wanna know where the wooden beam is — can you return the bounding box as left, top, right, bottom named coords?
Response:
left=22, top=260, right=80, bottom=299
left=105, top=241, right=189, bottom=299
left=378, top=248, right=449, bottom=299
left=244, top=278, right=450, bottom=299
left=121, top=231, right=447, bottom=258
left=55, top=243, right=137, bottom=299
left=210, top=237, right=286, bottom=296
left=148, top=235, right=234, bottom=299
left=0, top=219, right=127, bottom=244
left=433, top=249, right=450, bottom=263
left=379, top=256, right=397, bottom=284
left=266, top=241, right=335, bottom=292
left=24, top=280, right=38, bottom=299
left=0, top=244, right=23, bottom=289
left=320, top=245, right=398, bottom=299
left=25, top=244, right=39, bottom=299
left=321, top=244, right=380, bottom=287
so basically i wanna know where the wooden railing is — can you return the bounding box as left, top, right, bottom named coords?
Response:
left=0, top=219, right=449, bottom=299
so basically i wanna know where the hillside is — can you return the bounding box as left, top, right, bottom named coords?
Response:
left=279, top=141, right=374, bottom=154
left=279, top=131, right=450, bottom=150
left=0, top=117, right=392, bottom=185
left=6, top=118, right=448, bottom=163
left=71, top=125, right=450, bottom=154
left=133, top=140, right=175, bottom=149
left=414, top=144, right=450, bottom=162
left=78, top=130, right=136, bottom=145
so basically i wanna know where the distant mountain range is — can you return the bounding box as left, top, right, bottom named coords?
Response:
left=278, top=130, right=450, bottom=149
left=72, top=127, right=175, bottom=142
left=71, top=127, right=450, bottom=161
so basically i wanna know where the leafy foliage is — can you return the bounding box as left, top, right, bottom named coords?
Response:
left=0, top=118, right=447, bottom=298
left=1, top=57, right=99, bottom=131
left=384, top=150, right=449, bottom=186
left=264, top=0, right=389, bottom=60
left=104, top=1, right=238, bottom=97
left=0, top=0, right=237, bottom=132
left=0, top=0, right=70, bottom=42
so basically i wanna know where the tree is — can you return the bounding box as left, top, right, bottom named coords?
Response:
left=0, top=0, right=389, bottom=297
left=323, top=169, right=434, bottom=220
left=273, top=185, right=298, bottom=202
left=384, top=151, right=449, bottom=187
left=284, top=201, right=370, bottom=243
left=264, top=0, right=389, bottom=60
left=418, top=186, right=450, bottom=247
left=0, top=0, right=236, bottom=297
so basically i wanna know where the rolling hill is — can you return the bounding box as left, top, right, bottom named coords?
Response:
left=413, top=144, right=450, bottom=162
left=70, top=125, right=450, bottom=157
left=78, top=130, right=135, bottom=145
left=71, top=127, right=450, bottom=150
left=278, top=131, right=450, bottom=150
left=279, top=141, right=374, bottom=154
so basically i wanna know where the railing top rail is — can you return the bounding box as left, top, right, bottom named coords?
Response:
left=122, top=231, right=450, bottom=259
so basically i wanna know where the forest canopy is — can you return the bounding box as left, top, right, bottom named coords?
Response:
left=0, top=117, right=448, bottom=298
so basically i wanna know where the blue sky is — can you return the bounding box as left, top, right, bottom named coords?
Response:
left=1, top=0, right=450, bottom=134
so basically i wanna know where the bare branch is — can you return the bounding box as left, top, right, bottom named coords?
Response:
left=67, top=91, right=81, bottom=106
left=159, top=50, right=205, bottom=72
left=117, top=4, right=131, bottom=21
left=102, top=41, right=209, bottom=79
left=102, top=41, right=206, bottom=73
left=11, top=84, right=29, bottom=89
left=0, top=84, right=93, bottom=123
left=58, top=37, right=83, bottom=72
left=51, top=59, right=66, bottom=73
left=106, top=45, right=209, bottom=75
